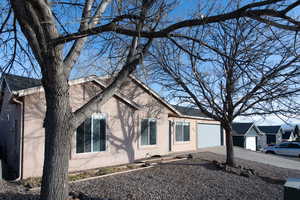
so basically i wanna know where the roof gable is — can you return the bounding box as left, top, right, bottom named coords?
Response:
left=2, top=73, right=218, bottom=120
left=3, top=74, right=140, bottom=110
left=2, top=74, right=180, bottom=115
left=282, top=131, right=292, bottom=139
left=257, top=125, right=281, bottom=135
left=91, top=78, right=141, bottom=110
left=232, top=123, right=254, bottom=135
left=128, top=76, right=181, bottom=116
left=293, top=125, right=300, bottom=137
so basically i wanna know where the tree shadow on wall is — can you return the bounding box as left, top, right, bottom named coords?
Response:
left=108, top=80, right=165, bottom=163
left=108, top=100, right=138, bottom=163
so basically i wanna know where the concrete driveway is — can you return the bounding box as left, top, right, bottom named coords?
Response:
left=198, top=146, right=300, bottom=170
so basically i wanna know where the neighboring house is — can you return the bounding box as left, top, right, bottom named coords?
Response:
left=292, top=125, right=300, bottom=141
left=257, top=125, right=282, bottom=145
left=0, top=74, right=222, bottom=180
left=232, top=122, right=264, bottom=151
left=282, top=125, right=300, bottom=141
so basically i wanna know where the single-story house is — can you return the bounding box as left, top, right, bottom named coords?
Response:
left=292, top=124, right=300, bottom=141
left=282, top=125, right=300, bottom=142
left=292, top=125, right=300, bottom=141
left=282, top=130, right=294, bottom=141
left=232, top=122, right=264, bottom=151
left=257, top=125, right=282, bottom=144
left=0, top=74, right=223, bottom=180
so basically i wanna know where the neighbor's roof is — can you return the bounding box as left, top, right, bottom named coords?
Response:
left=172, top=105, right=208, bottom=118
left=3, top=73, right=41, bottom=91
left=232, top=122, right=254, bottom=135
left=282, top=131, right=293, bottom=139
left=293, top=125, right=300, bottom=137
left=257, top=125, right=281, bottom=135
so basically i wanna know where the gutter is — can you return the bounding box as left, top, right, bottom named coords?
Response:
left=11, top=97, right=24, bottom=180
left=12, top=75, right=97, bottom=97
left=177, top=114, right=220, bottom=122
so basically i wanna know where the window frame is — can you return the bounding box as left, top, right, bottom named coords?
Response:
left=140, top=118, right=157, bottom=147
left=277, top=142, right=289, bottom=148
left=288, top=143, right=300, bottom=148
left=175, top=121, right=190, bottom=143
left=75, top=113, right=107, bottom=154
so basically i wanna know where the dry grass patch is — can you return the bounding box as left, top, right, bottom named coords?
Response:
left=19, top=164, right=143, bottom=189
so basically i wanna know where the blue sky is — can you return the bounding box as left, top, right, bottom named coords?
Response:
left=1, top=0, right=300, bottom=125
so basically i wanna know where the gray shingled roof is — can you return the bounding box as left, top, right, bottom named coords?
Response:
left=3, top=73, right=41, bottom=91
left=172, top=105, right=208, bottom=118
left=257, top=125, right=281, bottom=135
left=232, top=122, right=253, bottom=135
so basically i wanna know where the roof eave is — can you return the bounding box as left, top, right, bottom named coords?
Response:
left=92, top=79, right=141, bottom=110
left=174, top=114, right=219, bottom=122
left=12, top=75, right=98, bottom=97
left=12, top=75, right=141, bottom=110
left=235, top=123, right=263, bottom=136
left=249, top=124, right=264, bottom=136
left=129, top=75, right=182, bottom=116
left=232, top=134, right=245, bottom=136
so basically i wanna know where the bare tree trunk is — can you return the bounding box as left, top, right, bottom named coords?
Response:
left=40, top=63, right=73, bottom=200
left=224, top=124, right=235, bottom=167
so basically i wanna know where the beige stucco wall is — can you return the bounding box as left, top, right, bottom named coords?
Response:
left=21, top=79, right=221, bottom=178
left=22, top=80, right=172, bottom=178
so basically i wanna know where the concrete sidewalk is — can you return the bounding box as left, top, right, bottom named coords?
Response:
left=198, top=146, right=300, bottom=170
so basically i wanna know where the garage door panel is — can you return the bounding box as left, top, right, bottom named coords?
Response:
left=245, top=136, right=256, bottom=151
left=197, top=124, right=221, bottom=148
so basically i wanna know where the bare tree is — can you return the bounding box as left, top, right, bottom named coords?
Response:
left=1, top=0, right=300, bottom=199
left=151, top=17, right=300, bottom=166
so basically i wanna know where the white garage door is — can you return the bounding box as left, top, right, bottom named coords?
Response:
left=245, top=136, right=256, bottom=151
left=197, top=124, right=222, bottom=148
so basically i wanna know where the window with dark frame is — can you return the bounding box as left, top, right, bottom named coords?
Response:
left=76, top=113, right=106, bottom=153
left=141, top=119, right=157, bottom=145
left=175, top=122, right=190, bottom=142
left=288, top=143, right=300, bottom=148
left=278, top=143, right=289, bottom=148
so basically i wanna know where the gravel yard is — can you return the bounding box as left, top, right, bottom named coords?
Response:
left=1, top=152, right=300, bottom=200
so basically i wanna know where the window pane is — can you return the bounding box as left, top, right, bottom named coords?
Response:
left=141, top=119, right=149, bottom=145
left=76, top=122, right=85, bottom=153
left=100, top=119, right=106, bottom=151
left=289, top=143, right=300, bottom=148
left=93, top=118, right=101, bottom=152
left=84, top=118, right=92, bottom=152
left=176, top=123, right=183, bottom=141
left=279, top=143, right=289, bottom=148
left=183, top=123, right=190, bottom=141
left=149, top=120, right=157, bottom=145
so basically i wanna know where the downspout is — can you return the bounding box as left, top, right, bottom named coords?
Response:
left=11, top=97, right=24, bottom=180
left=169, top=119, right=175, bottom=152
